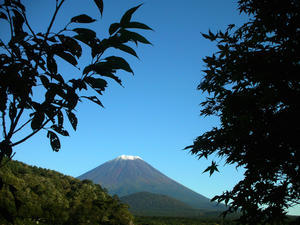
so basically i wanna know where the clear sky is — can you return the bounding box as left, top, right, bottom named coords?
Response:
left=2, top=0, right=299, bottom=216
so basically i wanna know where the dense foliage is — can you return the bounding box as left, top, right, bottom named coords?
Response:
left=120, top=191, right=205, bottom=217
left=0, top=160, right=133, bottom=225
left=186, top=0, right=300, bottom=224
left=0, top=0, right=151, bottom=163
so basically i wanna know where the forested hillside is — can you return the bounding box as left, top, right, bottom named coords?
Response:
left=120, top=192, right=202, bottom=217
left=0, top=160, right=133, bottom=225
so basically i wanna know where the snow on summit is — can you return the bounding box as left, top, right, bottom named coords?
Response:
left=116, top=155, right=142, bottom=160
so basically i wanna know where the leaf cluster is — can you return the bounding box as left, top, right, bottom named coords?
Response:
left=186, top=0, right=300, bottom=224
left=0, top=0, right=152, bottom=159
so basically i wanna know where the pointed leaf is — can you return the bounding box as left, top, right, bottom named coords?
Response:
left=57, top=110, right=63, bottom=127
left=47, top=55, right=57, bottom=74
left=73, top=28, right=96, bottom=38
left=85, top=77, right=107, bottom=95
left=109, top=23, right=120, bottom=35
left=58, top=35, right=82, bottom=58
left=121, top=30, right=151, bottom=45
left=71, top=14, right=96, bottom=23
left=31, top=113, right=45, bottom=131
left=47, top=131, right=61, bottom=152
left=51, top=125, right=69, bottom=136
left=55, top=51, right=78, bottom=66
left=105, top=56, right=133, bottom=74
left=66, top=111, right=77, bottom=131
left=120, top=4, right=142, bottom=25
left=9, top=103, right=17, bottom=121
left=113, top=44, right=139, bottom=58
left=82, top=96, right=104, bottom=107
left=125, top=21, right=153, bottom=30
left=93, top=0, right=104, bottom=16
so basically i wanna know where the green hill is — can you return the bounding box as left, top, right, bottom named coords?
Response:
left=120, top=192, right=219, bottom=217
left=0, top=160, right=133, bottom=225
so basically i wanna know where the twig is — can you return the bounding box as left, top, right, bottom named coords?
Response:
left=12, top=118, right=51, bottom=147
left=5, top=5, right=13, bottom=39
left=13, top=118, right=32, bottom=135
left=45, top=0, right=65, bottom=39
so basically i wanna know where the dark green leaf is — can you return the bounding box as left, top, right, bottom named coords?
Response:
left=113, top=44, right=139, bottom=58
left=203, top=161, right=219, bottom=176
left=85, top=77, right=107, bottom=95
left=82, top=64, right=94, bottom=75
left=31, top=113, right=45, bottom=131
left=47, top=131, right=61, bottom=152
left=120, top=29, right=151, bottom=45
left=109, top=23, right=120, bottom=35
left=57, top=110, right=63, bottom=127
left=55, top=51, right=78, bottom=66
left=125, top=21, right=153, bottom=30
left=47, top=55, right=57, bottom=74
left=73, top=34, right=93, bottom=47
left=9, top=102, right=17, bottom=121
left=51, top=125, right=69, bottom=136
left=120, top=4, right=142, bottom=25
left=12, top=9, right=24, bottom=33
left=58, top=35, right=82, bottom=58
left=73, top=28, right=96, bottom=38
left=83, top=62, right=123, bottom=85
left=66, top=111, right=77, bottom=131
left=93, top=0, right=104, bottom=16
left=69, top=79, right=87, bottom=91
left=82, top=96, right=104, bottom=107
left=105, top=56, right=133, bottom=74
left=71, top=14, right=96, bottom=23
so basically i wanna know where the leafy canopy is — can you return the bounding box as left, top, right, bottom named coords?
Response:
left=0, top=0, right=152, bottom=164
left=186, top=0, right=300, bottom=224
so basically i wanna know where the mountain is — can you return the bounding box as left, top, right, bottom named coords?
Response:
left=78, top=155, right=224, bottom=211
left=120, top=192, right=205, bottom=217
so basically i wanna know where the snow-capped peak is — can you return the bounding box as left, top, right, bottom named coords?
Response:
left=116, top=155, right=142, bottom=160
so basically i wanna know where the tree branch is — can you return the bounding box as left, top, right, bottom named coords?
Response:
left=22, top=10, right=36, bottom=39
left=7, top=107, right=24, bottom=140
left=11, top=104, right=65, bottom=147
left=45, top=0, right=65, bottom=39
left=5, top=5, right=13, bottom=39
left=1, top=112, right=7, bottom=139
left=11, top=118, right=51, bottom=147
left=13, top=118, right=32, bottom=135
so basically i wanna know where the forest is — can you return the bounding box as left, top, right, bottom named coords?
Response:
left=0, top=160, right=133, bottom=225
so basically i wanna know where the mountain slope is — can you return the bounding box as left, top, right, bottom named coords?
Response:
left=120, top=192, right=205, bottom=217
left=78, top=155, right=224, bottom=210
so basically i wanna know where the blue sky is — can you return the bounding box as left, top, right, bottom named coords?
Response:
left=2, top=0, right=299, bottom=216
